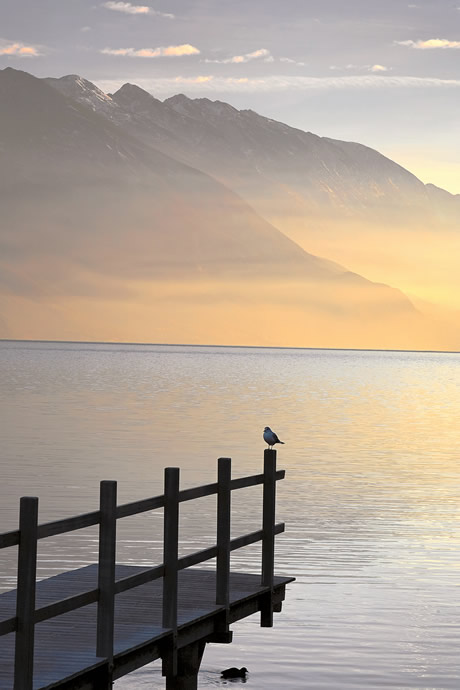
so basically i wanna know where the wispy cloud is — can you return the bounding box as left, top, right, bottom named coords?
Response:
left=280, top=57, right=305, bottom=66
left=204, top=48, right=272, bottom=64
left=330, top=64, right=357, bottom=71
left=330, top=63, right=390, bottom=73
left=204, top=49, right=306, bottom=66
left=102, top=2, right=174, bottom=18
left=0, top=39, right=42, bottom=57
left=101, top=44, right=199, bottom=57
left=396, top=38, right=460, bottom=49
left=176, top=75, right=213, bottom=83
left=97, top=74, right=460, bottom=96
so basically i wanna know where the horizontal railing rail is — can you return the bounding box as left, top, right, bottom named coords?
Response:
left=0, top=451, right=285, bottom=690
left=0, top=470, right=285, bottom=550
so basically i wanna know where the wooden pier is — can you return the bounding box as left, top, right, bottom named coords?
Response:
left=0, top=450, right=293, bottom=689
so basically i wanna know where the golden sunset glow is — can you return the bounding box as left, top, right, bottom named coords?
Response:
left=0, top=41, right=40, bottom=56
left=101, top=44, right=200, bottom=57
left=1, top=0, right=459, bottom=350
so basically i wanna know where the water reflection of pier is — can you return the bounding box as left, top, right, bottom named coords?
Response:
left=0, top=449, right=293, bottom=689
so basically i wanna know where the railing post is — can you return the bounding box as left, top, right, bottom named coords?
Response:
left=96, top=480, right=117, bottom=675
left=14, top=496, right=39, bottom=690
left=162, top=467, right=180, bottom=678
left=216, top=458, right=231, bottom=606
left=261, top=449, right=276, bottom=627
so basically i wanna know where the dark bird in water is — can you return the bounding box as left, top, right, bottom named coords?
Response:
left=221, top=666, right=248, bottom=679
left=263, top=426, right=285, bottom=449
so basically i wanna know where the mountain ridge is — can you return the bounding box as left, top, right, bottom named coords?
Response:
left=3, top=67, right=401, bottom=285
left=43, top=72, right=459, bottom=209
left=1, top=66, right=456, bottom=349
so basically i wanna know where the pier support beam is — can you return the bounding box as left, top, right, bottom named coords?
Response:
left=165, top=640, right=206, bottom=690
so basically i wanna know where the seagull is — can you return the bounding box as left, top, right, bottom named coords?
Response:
left=263, top=426, right=285, bottom=449
left=221, top=667, right=248, bottom=679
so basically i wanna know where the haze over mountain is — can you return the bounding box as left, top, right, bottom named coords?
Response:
left=5, top=68, right=344, bottom=279
left=0, top=67, right=458, bottom=349
left=46, top=73, right=457, bottom=216
left=45, top=73, right=460, bottom=313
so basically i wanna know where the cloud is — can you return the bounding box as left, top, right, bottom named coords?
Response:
left=175, top=75, right=213, bottom=83
left=280, top=57, right=305, bottom=66
left=104, top=1, right=149, bottom=14
left=204, top=48, right=271, bottom=64
left=0, top=39, right=42, bottom=57
left=101, top=44, right=200, bottom=57
left=396, top=38, right=460, bottom=49
left=102, top=1, right=174, bottom=18
left=330, top=63, right=358, bottom=70
left=97, top=74, right=460, bottom=96
left=330, top=63, right=390, bottom=73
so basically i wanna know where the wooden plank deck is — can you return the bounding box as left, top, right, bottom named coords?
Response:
left=0, top=564, right=293, bottom=689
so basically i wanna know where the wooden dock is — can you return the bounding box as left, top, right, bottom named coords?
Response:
left=0, top=450, right=294, bottom=689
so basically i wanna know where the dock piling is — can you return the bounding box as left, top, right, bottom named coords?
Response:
left=14, top=496, right=38, bottom=690
left=261, top=449, right=276, bottom=627
left=162, top=467, right=180, bottom=678
left=216, top=457, right=231, bottom=607
left=96, top=480, right=117, bottom=683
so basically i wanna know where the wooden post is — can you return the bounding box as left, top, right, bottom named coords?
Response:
left=162, top=467, right=180, bottom=678
left=14, top=496, right=39, bottom=690
left=261, top=449, right=276, bottom=627
left=165, top=640, right=206, bottom=690
left=216, top=458, right=231, bottom=606
left=96, top=480, right=117, bottom=672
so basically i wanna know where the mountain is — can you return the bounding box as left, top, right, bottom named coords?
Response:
left=44, top=75, right=460, bottom=320
left=2, top=67, right=331, bottom=278
left=0, top=67, right=453, bottom=348
left=46, top=76, right=459, bottom=217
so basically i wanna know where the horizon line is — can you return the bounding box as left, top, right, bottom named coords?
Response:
left=1, top=338, right=459, bottom=356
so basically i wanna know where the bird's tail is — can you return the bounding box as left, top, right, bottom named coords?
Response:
left=279, top=441, right=285, bottom=444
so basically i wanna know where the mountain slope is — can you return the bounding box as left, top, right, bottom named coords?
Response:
left=46, top=74, right=460, bottom=222
left=67, top=78, right=458, bottom=319
left=0, top=67, right=446, bottom=348
left=1, top=67, right=334, bottom=278
left=45, top=73, right=460, bottom=220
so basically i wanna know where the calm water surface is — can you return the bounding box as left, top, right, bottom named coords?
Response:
left=1, top=341, right=460, bottom=689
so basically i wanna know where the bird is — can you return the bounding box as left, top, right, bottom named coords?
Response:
left=263, top=426, right=285, bottom=449
left=221, top=667, right=248, bottom=679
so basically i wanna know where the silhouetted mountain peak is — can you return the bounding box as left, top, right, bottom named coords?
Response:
left=111, top=83, right=167, bottom=121
left=1, top=66, right=45, bottom=87
left=165, top=93, right=239, bottom=120
left=114, top=83, right=159, bottom=103
left=44, top=74, right=115, bottom=116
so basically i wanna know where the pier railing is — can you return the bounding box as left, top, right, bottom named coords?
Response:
left=0, top=449, right=285, bottom=689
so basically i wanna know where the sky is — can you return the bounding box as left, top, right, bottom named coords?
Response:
left=1, top=0, right=459, bottom=194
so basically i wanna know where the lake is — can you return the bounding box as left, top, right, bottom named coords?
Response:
left=1, top=340, right=460, bottom=689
